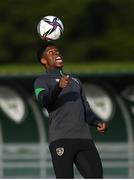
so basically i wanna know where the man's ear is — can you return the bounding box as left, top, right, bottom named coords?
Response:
left=40, top=58, right=47, bottom=65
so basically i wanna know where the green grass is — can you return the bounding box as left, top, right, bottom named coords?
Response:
left=0, top=61, right=134, bottom=75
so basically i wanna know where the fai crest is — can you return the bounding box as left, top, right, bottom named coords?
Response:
left=56, top=147, right=64, bottom=156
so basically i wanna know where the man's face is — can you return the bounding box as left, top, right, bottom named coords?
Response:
left=42, top=45, right=63, bottom=69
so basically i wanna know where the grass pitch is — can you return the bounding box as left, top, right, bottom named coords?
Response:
left=0, top=61, right=134, bottom=75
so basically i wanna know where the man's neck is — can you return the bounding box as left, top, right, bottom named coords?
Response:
left=46, top=68, right=64, bottom=76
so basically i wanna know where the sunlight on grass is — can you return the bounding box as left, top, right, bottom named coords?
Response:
left=0, top=61, right=134, bottom=75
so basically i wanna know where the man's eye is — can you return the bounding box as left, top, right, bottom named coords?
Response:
left=48, top=51, right=53, bottom=54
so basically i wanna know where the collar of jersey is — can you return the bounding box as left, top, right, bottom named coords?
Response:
left=46, top=69, right=64, bottom=76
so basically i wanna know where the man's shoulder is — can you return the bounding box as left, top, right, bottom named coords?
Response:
left=70, top=75, right=81, bottom=85
left=71, top=77, right=80, bottom=85
left=35, top=73, right=47, bottom=80
left=34, top=73, right=49, bottom=86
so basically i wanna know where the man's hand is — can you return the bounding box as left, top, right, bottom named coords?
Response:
left=97, top=122, right=107, bottom=133
left=59, top=75, right=71, bottom=88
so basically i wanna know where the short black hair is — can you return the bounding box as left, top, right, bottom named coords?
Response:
left=37, top=42, right=55, bottom=62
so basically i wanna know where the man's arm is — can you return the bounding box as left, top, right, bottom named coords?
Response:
left=34, top=75, right=70, bottom=109
left=34, top=77, right=62, bottom=109
left=80, top=83, right=107, bottom=133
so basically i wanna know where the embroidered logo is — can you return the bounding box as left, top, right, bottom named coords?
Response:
left=56, top=147, right=64, bottom=156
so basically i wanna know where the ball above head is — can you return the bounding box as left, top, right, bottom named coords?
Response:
left=37, top=15, right=64, bottom=41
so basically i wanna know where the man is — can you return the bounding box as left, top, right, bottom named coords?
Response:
left=34, top=42, right=107, bottom=178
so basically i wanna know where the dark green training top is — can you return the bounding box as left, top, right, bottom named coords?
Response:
left=34, top=69, right=103, bottom=143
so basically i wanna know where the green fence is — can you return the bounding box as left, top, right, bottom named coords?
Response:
left=0, top=73, right=134, bottom=178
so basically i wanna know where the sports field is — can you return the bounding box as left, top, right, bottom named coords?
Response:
left=0, top=61, right=134, bottom=74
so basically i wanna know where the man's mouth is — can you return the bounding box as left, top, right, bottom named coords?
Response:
left=56, top=56, right=63, bottom=63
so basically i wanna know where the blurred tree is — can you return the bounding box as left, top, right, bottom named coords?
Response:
left=0, top=0, right=134, bottom=63
left=69, top=0, right=115, bottom=61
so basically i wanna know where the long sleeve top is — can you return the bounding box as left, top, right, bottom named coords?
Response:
left=34, top=69, right=103, bottom=143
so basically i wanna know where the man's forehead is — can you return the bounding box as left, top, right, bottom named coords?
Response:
left=45, top=45, right=58, bottom=52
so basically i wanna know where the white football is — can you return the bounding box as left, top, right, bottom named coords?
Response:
left=37, top=15, right=64, bottom=41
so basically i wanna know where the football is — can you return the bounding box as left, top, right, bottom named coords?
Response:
left=37, top=15, right=64, bottom=41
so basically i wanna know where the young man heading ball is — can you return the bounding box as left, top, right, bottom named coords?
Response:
left=34, top=42, right=107, bottom=178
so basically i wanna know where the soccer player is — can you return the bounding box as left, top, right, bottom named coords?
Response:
left=34, top=42, right=107, bottom=178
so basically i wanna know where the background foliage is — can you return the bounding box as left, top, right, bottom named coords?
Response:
left=0, top=0, right=134, bottom=64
